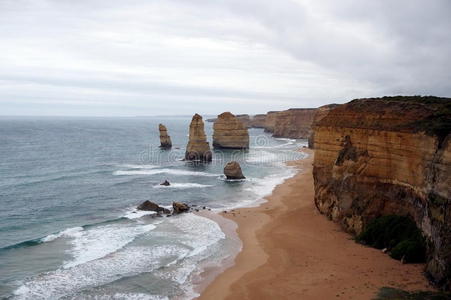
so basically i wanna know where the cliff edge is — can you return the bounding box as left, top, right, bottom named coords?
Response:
left=312, top=96, right=451, bottom=289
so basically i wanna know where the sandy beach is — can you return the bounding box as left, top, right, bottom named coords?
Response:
left=198, top=149, right=434, bottom=300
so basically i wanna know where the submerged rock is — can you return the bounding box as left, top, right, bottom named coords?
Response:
left=185, top=114, right=212, bottom=162
left=224, top=161, right=245, bottom=180
left=213, top=112, right=249, bottom=149
left=172, top=202, right=190, bottom=214
left=159, top=124, right=172, bottom=148
left=160, top=180, right=171, bottom=186
left=137, top=200, right=170, bottom=214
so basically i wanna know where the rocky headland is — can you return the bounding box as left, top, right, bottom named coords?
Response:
left=312, top=96, right=451, bottom=289
left=213, top=112, right=249, bottom=149
left=271, top=108, right=316, bottom=139
left=185, top=114, right=212, bottom=162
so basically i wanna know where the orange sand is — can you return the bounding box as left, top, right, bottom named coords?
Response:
left=198, top=149, right=433, bottom=300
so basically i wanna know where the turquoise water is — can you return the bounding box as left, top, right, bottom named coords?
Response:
left=0, top=116, right=306, bottom=299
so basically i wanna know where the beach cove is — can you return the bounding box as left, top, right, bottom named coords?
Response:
left=199, top=149, right=434, bottom=300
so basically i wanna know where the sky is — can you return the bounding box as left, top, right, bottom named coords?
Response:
left=1, top=0, right=450, bottom=116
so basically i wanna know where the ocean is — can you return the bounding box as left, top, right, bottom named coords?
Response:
left=0, top=116, right=307, bottom=299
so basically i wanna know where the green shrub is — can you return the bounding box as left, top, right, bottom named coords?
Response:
left=356, top=215, right=426, bottom=263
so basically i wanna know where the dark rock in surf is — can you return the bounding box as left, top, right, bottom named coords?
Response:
left=137, top=200, right=170, bottom=214
left=173, top=202, right=190, bottom=214
left=160, top=180, right=171, bottom=186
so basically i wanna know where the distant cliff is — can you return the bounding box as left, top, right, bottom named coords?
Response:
left=312, top=96, right=451, bottom=289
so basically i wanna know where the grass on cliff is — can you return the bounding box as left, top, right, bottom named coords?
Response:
left=374, top=287, right=451, bottom=300
left=356, top=215, right=426, bottom=263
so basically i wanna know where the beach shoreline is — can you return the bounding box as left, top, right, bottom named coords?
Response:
left=197, top=149, right=434, bottom=300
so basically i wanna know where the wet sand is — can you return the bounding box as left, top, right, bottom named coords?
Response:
left=198, top=149, right=433, bottom=300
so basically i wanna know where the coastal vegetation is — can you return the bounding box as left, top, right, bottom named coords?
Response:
left=356, top=215, right=426, bottom=263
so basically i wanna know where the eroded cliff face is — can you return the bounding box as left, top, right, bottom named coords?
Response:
left=308, top=104, right=340, bottom=148
left=158, top=124, right=172, bottom=148
left=250, top=114, right=266, bottom=128
left=263, top=111, right=280, bottom=133
left=185, top=114, right=212, bottom=161
left=272, top=108, right=316, bottom=139
left=312, top=97, right=451, bottom=289
left=213, top=112, right=249, bottom=149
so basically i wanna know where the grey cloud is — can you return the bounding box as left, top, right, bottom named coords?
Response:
left=0, top=0, right=450, bottom=116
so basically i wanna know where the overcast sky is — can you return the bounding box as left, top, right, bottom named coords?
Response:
left=1, top=0, right=450, bottom=116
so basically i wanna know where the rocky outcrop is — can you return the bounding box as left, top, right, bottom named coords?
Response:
left=224, top=161, right=246, bottom=179
left=137, top=200, right=170, bottom=214
left=159, top=124, right=172, bottom=148
left=263, top=111, right=280, bottom=133
left=272, top=108, right=316, bottom=139
left=185, top=114, right=212, bottom=162
left=160, top=180, right=170, bottom=186
left=173, top=202, right=190, bottom=214
left=312, top=96, right=451, bottom=289
left=249, top=114, right=266, bottom=128
left=208, top=114, right=251, bottom=128
left=308, top=104, right=340, bottom=148
left=213, top=112, right=249, bottom=149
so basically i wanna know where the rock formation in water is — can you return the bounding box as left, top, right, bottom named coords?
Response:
left=185, top=114, right=212, bottom=162
left=173, top=202, right=190, bottom=214
left=308, top=104, right=340, bottom=148
left=272, top=108, right=316, bottom=139
left=137, top=200, right=170, bottom=214
left=213, top=112, right=249, bottom=149
left=160, top=180, right=170, bottom=186
left=159, top=124, right=172, bottom=148
left=224, top=161, right=246, bottom=179
left=312, top=96, right=451, bottom=289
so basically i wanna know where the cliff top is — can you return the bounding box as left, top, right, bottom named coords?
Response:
left=317, top=96, right=451, bottom=143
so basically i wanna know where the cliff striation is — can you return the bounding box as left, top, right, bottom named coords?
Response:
left=185, top=114, right=212, bottom=161
left=272, top=108, right=316, bottom=139
left=213, top=112, right=249, bottom=149
left=249, top=114, right=266, bottom=128
left=312, top=96, right=451, bottom=289
left=308, top=104, right=340, bottom=148
left=158, top=124, right=172, bottom=148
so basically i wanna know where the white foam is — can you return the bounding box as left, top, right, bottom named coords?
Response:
left=246, top=150, right=278, bottom=163
left=113, top=169, right=219, bottom=177
left=13, top=215, right=225, bottom=300
left=87, top=293, right=169, bottom=300
left=40, top=227, right=84, bottom=243
left=169, top=214, right=225, bottom=259
left=120, top=164, right=159, bottom=169
left=153, top=183, right=213, bottom=189
left=123, top=209, right=157, bottom=219
left=64, top=223, right=157, bottom=268
left=13, top=245, right=185, bottom=300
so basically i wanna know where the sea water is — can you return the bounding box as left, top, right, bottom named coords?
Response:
left=0, top=116, right=307, bottom=299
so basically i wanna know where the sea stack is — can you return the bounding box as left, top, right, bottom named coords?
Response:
left=159, top=124, right=172, bottom=148
left=224, top=161, right=245, bottom=179
left=213, top=112, right=249, bottom=149
left=185, top=114, right=212, bottom=162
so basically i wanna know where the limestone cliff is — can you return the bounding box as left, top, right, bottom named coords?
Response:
left=213, top=112, right=249, bottom=149
left=185, top=114, right=212, bottom=161
left=158, top=124, right=172, bottom=148
left=263, top=111, right=280, bottom=133
left=249, top=114, right=266, bottom=128
left=312, top=96, right=451, bottom=289
left=308, top=104, right=340, bottom=148
left=272, top=108, right=316, bottom=139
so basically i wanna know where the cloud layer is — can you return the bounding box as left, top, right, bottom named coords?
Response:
left=1, top=0, right=450, bottom=116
